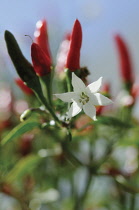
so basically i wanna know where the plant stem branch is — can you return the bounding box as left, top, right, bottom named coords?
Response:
left=129, top=194, right=136, bottom=210
left=73, top=168, right=92, bottom=210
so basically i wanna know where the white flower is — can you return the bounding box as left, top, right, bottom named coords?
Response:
left=115, top=90, right=134, bottom=107
left=54, top=73, right=113, bottom=120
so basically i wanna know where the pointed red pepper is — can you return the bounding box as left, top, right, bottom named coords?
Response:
left=114, top=34, right=134, bottom=85
left=34, top=20, right=52, bottom=63
left=66, top=19, right=82, bottom=71
left=15, top=78, right=34, bottom=95
left=31, top=43, right=52, bottom=76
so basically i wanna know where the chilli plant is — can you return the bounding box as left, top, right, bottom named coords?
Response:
left=0, top=19, right=139, bottom=210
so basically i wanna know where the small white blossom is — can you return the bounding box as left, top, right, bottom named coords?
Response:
left=54, top=73, right=113, bottom=120
left=115, top=90, right=134, bottom=107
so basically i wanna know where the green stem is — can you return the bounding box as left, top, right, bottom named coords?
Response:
left=129, top=194, right=136, bottom=210
left=114, top=179, right=127, bottom=210
left=73, top=169, right=92, bottom=210
left=35, top=91, right=61, bottom=125
left=96, top=129, right=125, bottom=169
left=61, top=141, right=83, bottom=167
left=80, top=170, right=92, bottom=202
left=65, top=68, right=72, bottom=92
left=40, top=72, right=53, bottom=107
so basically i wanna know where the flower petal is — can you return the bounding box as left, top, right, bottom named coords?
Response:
left=67, top=100, right=82, bottom=118
left=94, top=93, right=113, bottom=105
left=83, top=101, right=97, bottom=120
left=86, top=77, right=102, bottom=94
left=87, top=93, right=101, bottom=106
left=54, top=92, right=77, bottom=102
left=72, top=73, right=86, bottom=93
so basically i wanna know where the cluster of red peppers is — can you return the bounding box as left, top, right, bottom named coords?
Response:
left=5, top=19, right=82, bottom=95
left=4, top=18, right=138, bottom=115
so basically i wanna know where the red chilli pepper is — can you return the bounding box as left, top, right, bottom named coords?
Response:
left=31, top=43, right=51, bottom=76
left=66, top=19, right=82, bottom=71
left=34, top=20, right=52, bottom=63
left=15, top=78, right=34, bottom=95
left=114, top=34, right=134, bottom=85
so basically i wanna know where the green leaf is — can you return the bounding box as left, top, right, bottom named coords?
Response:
left=5, top=155, right=41, bottom=183
left=96, top=116, right=133, bottom=128
left=1, top=120, right=41, bottom=146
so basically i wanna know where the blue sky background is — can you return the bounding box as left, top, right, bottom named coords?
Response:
left=0, top=0, right=139, bottom=92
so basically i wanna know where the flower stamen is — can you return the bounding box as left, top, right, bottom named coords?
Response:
left=79, top=92, right=89, bottom=105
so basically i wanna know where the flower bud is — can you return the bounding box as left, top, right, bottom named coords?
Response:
left=20, top=109, right=32, bottom=122
left=66, top=19, right=82, bottom=71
